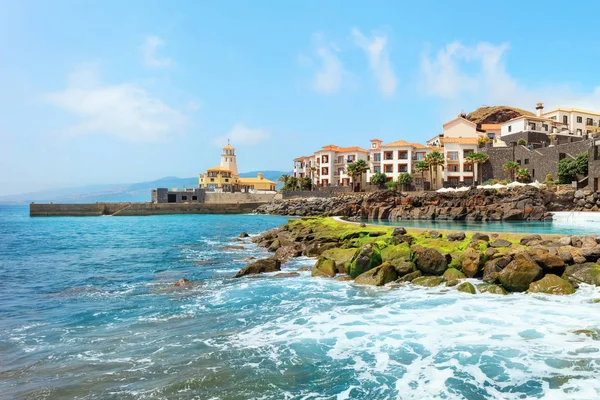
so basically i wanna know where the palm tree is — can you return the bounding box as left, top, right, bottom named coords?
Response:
left=503, top=161, right=519, bottom=182
left=464, top=153, right=476, bottom=185
left=516, top=168, right=531, bottom=183
left=346, top=159, right=369, bottom=191
left=309, top=167, right=317, bottom=190
left=278, top=174, right=290, bottom=191
left=397, top=172, right=413, bottom=192
left=425, top=151, right=444, bottom=190
left=473, top=152, right=489, bottom=185
left=415, top=161, right=428, bottom=188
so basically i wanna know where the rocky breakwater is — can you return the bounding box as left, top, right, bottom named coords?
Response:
left=232, top=217, right=600, bottom=297
left=255, top=187, right=575, bottom=221
left=573, top=189, right=600, bottom=211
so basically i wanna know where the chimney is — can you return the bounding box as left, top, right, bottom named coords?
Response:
left=258, top=173, right=264, bottom=180
left=536, top=102, right=544, bottom=117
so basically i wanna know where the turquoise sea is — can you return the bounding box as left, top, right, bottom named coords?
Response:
left=1, top=205, right=600, bottom=399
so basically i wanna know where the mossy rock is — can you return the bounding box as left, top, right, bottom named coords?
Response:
left=457, top=281, right=476, bottom=294
left=268, top=239, right=281, bottom=252
left=572, top=329, right=600, bottom=340
left=562, top=263, right=600, bottom=286
left=443, top=268, right=466, bottom=282
left=347, top=244, right=382, bottom=278
left=397, top=270, right=421, bottom=282
left=320, top=247, right=357, bottom=272
left=311, top=257, right=336, bottom=278
left=498, top=256, right=543, bottom=292
left=478, top=284, right=508, bottom=295
left=448, top=252, right=465, bottom=269
left=412, top=246, right=448, bottom=275
left=527, top=274, right=575, bottom=295
left=412, top=276, right=443, bottom=287
left=354, top=262, right=398, bottom=286
left=461, top=248, right=483, bottom=278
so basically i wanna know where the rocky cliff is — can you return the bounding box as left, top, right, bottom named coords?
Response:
left=255, top=187, right=577, bottom=221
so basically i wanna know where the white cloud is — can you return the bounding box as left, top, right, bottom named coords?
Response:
left=352, top=28, right=397, bottom=97
left=142, top=35, right=174, bottom=68
left=310, top=36, right=344, bottom=94
left=212, top=123, right=270, bottom=147
left=419, top=41, right=600, bottom=112
left=43, top=67, right=187, bottom=142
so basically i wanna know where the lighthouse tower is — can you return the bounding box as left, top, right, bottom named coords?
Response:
left=220, top=141, right=238, bottom=177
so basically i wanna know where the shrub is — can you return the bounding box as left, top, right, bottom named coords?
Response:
left=517, top=138, right=527, bottom=146
left=558, top=152, right=588, bottom=184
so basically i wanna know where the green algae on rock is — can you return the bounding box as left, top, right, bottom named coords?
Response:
left=527, top=274, right=575, bottom=295
left=478, top=284, right=508, bottom=295
left=354, top=262, right=397, bottom=286
left=457, top=281, right=477, bottom=294
left=412, top=276, right=443, bottom=287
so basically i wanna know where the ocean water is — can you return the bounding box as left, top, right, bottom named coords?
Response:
left=1, top=205, right=600, bottom=399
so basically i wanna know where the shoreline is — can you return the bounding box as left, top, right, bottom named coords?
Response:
left=236, top=216, right=600, bottom=296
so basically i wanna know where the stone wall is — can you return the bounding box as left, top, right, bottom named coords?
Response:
left=30, top=202, right=265, bottom=217
left=282, top=186, right=353, bottom=199
left=204, top=192, right=276, bottom=203
left=483, top=139, right=593, bottom=182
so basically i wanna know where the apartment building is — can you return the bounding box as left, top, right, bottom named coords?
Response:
left=441, top=137, right=478, bottom=186
left=293, top=145, right=369, bottom=187
left=369, top=140, right=430, bottom=183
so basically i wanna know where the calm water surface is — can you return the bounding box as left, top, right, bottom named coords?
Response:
left=1, top=205, right=600, bottom=399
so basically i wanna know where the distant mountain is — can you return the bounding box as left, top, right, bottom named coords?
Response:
left=0, top=171, right=291, bottom=204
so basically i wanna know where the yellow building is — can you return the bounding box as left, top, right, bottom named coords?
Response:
left=198, top=143, right=276, bottom=192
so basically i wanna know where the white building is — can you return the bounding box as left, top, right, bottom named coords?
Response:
left=441, top=137, right=478, bottom=186
left=294, top=145, right=369, bottom=187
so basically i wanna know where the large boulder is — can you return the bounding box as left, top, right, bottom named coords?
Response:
left=347, top=243, right=382, bottom=278
left=562, top=263, right=600, bottom=286
left=482, top=256, right=511, bottom=283
left=528, top=248, right=565, bottom=270
left=354, top=262, right=398, bottom=286
left=580, top=245, right=600, bottom=262
left=461, top=248, right=483, bottom=278
left=311, top=257, right=337, bottom=277
left=471, top=233, right=490, bottom=242
left=412, top=246, right=448, bottom=275
left=233, top=258, right=281, bottom=278
left=274, top=244, right=302, bottom=262
left=497, top=254, right=543, bottom=292
left=527, top=274, right=575, bottom=295
left=320, top=247, right=357, bottom=273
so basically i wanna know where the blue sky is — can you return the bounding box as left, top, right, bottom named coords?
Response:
left=1, top=0, right=600, bottom=195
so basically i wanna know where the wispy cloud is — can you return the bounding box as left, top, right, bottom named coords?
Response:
left=43, top=66, right=187, bottom=142
left=300, top=34, right=346, bottom=94
left=419, top=41, right=600, bottom=112
left=352, top=28, right=397, bottom=97
left=212, top=123, right=270, bottom=147
left=142, top=35, right=174, bottom=69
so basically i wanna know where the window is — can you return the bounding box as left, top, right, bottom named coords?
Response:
left=399, top=164, right=408, bottom=173
left=210, top=178, right=215, bottom=182
left=448, top=177, right=459, bottom=185
left=337, top=156, right=343, bottom=164
left=550, top=116, right=557, bottom=120
left=587, top=118, right=594, bottom=126
left=415, top=178, right=423, bottom=185
left=316, top=157, right=320, bottom=164
left=447, top=151, right=459, bottom=161
left=337, top=168, right=343, bottom=175
left=322, top=155, right=329, bottom=163
left=487, top=133, right=495, bottom=139
left=532, top=169, right=535, bottom=178
left=563, top=116, right=568, bottom=124
left=508, top=125, right=512, bottom=133
left=415, top=152, right=425, bottom=160
left=225, top=179, right=229, bottom=182
left=384, top=151, right=393, bottom=160
left=347, top=155, right=355, bottom=162
left=577, top=129, right=582, bottom=135
left=192, top=196, right=198, bottom=201
left=181, top=196, right=187, bottom=201
left=524, top=159, right=529, bottom=165
left=543, top=124, right=548, bottom=131
left=517, top=160, right=521, bottom=165
left=529, top=123, right=536, bottom=130
left=374, top=153, right=381, bottom=162
left=447, top=164, right=459, bottom=172
left=464, top=177, right=474, bottom=186
left=463, top=149, right=474, bottom=157
left=374, top=166, right=381, bottom=173
left=384, top=164, right=393, bottom=173
left=463, top=163, right=473, bottom=172
left=322, top=167, right=329, bottom=175
left=577, top=116, right=583, bottom=123
left=398, top=151, right=408, bottom=160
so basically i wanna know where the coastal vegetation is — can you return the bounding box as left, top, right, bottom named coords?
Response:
left=424, top=151, right=444, bottom=189
left=558, top=152, right=588, bottom=184
left=502, top=161, right=519, bottom=181
left=369, top=172, right=387, bottom=188
left=346, top=159, right=369, bottom=189
left=237, top=216, right=600, bottom=296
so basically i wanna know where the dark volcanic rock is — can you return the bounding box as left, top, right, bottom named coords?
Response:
left=412, top=246, right=448, bottom=275
left=447, top=232, right=466, bottom=241
left=233, top=258, right=281, bottom=278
